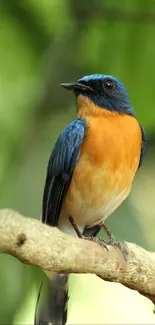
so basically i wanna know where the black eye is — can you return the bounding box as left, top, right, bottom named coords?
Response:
left=103, top=79, right=115, bottom=91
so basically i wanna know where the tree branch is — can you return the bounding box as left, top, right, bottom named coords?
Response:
left=1, top=209, right=155, bottom=302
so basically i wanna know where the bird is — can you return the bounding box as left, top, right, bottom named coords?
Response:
left=34, top=74, right=146, bottom=325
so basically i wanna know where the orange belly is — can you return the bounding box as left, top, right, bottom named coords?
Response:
left=61, top=112, right=142, bottom=228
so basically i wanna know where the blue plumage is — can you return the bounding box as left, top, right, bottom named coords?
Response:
left=49, top=119, right=86, bottom=175
left=138, top=125, right=147, bottom=169
left=42, top=118, right=86, bottom=226
left=79, top=73, right=120, bottom=82
left=78, top=74, right=135, bottom=115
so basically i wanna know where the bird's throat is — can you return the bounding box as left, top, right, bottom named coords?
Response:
left=77, top=95, right=118, bottom=118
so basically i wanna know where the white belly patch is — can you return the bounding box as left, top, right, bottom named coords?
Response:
left=85, top=185, right=131, bottom=227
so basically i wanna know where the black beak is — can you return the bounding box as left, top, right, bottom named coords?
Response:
left=61, top=82, right=94, bottom=92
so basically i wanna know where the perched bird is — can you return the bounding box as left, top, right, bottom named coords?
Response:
left=35, top=74, right=146, bottom=325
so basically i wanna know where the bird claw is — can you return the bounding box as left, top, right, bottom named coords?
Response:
left=107, top=237, right=128, bottom=260
left=102, top=223, right=128, bottom=260
left=81, top=235, right=109, bottom=251
left=83, top=234, right=127, bottom=259
left=68, top=216, right=108, bottom=252
left=68, top=216, right=127, bottom=259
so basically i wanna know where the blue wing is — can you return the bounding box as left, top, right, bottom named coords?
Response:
left=138, top=125, right=147, bottom=169
left=42, top=118, right=87, bottom=226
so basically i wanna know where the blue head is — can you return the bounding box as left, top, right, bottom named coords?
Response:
left=61, top=74, right=135, bottom=116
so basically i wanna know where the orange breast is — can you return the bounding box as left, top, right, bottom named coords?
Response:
left=61, top=108, right=142, bottom=228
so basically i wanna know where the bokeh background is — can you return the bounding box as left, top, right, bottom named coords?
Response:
left=0, top=0, right=155, bottom=323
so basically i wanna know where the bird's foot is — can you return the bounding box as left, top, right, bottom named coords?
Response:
left=84, top=236, right=109, bottom=251
left=102, top=223, right=128, bottom=260
left=68, top=216, right=108, bottom=251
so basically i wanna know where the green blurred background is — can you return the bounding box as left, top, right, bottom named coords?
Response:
left=0, top=0, right=155, bottom=323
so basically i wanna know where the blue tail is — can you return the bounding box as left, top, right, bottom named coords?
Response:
left=35, top=274, right=68, bottom=325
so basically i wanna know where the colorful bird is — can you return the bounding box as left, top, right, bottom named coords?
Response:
left=35, top=74, right=146, bottom=325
